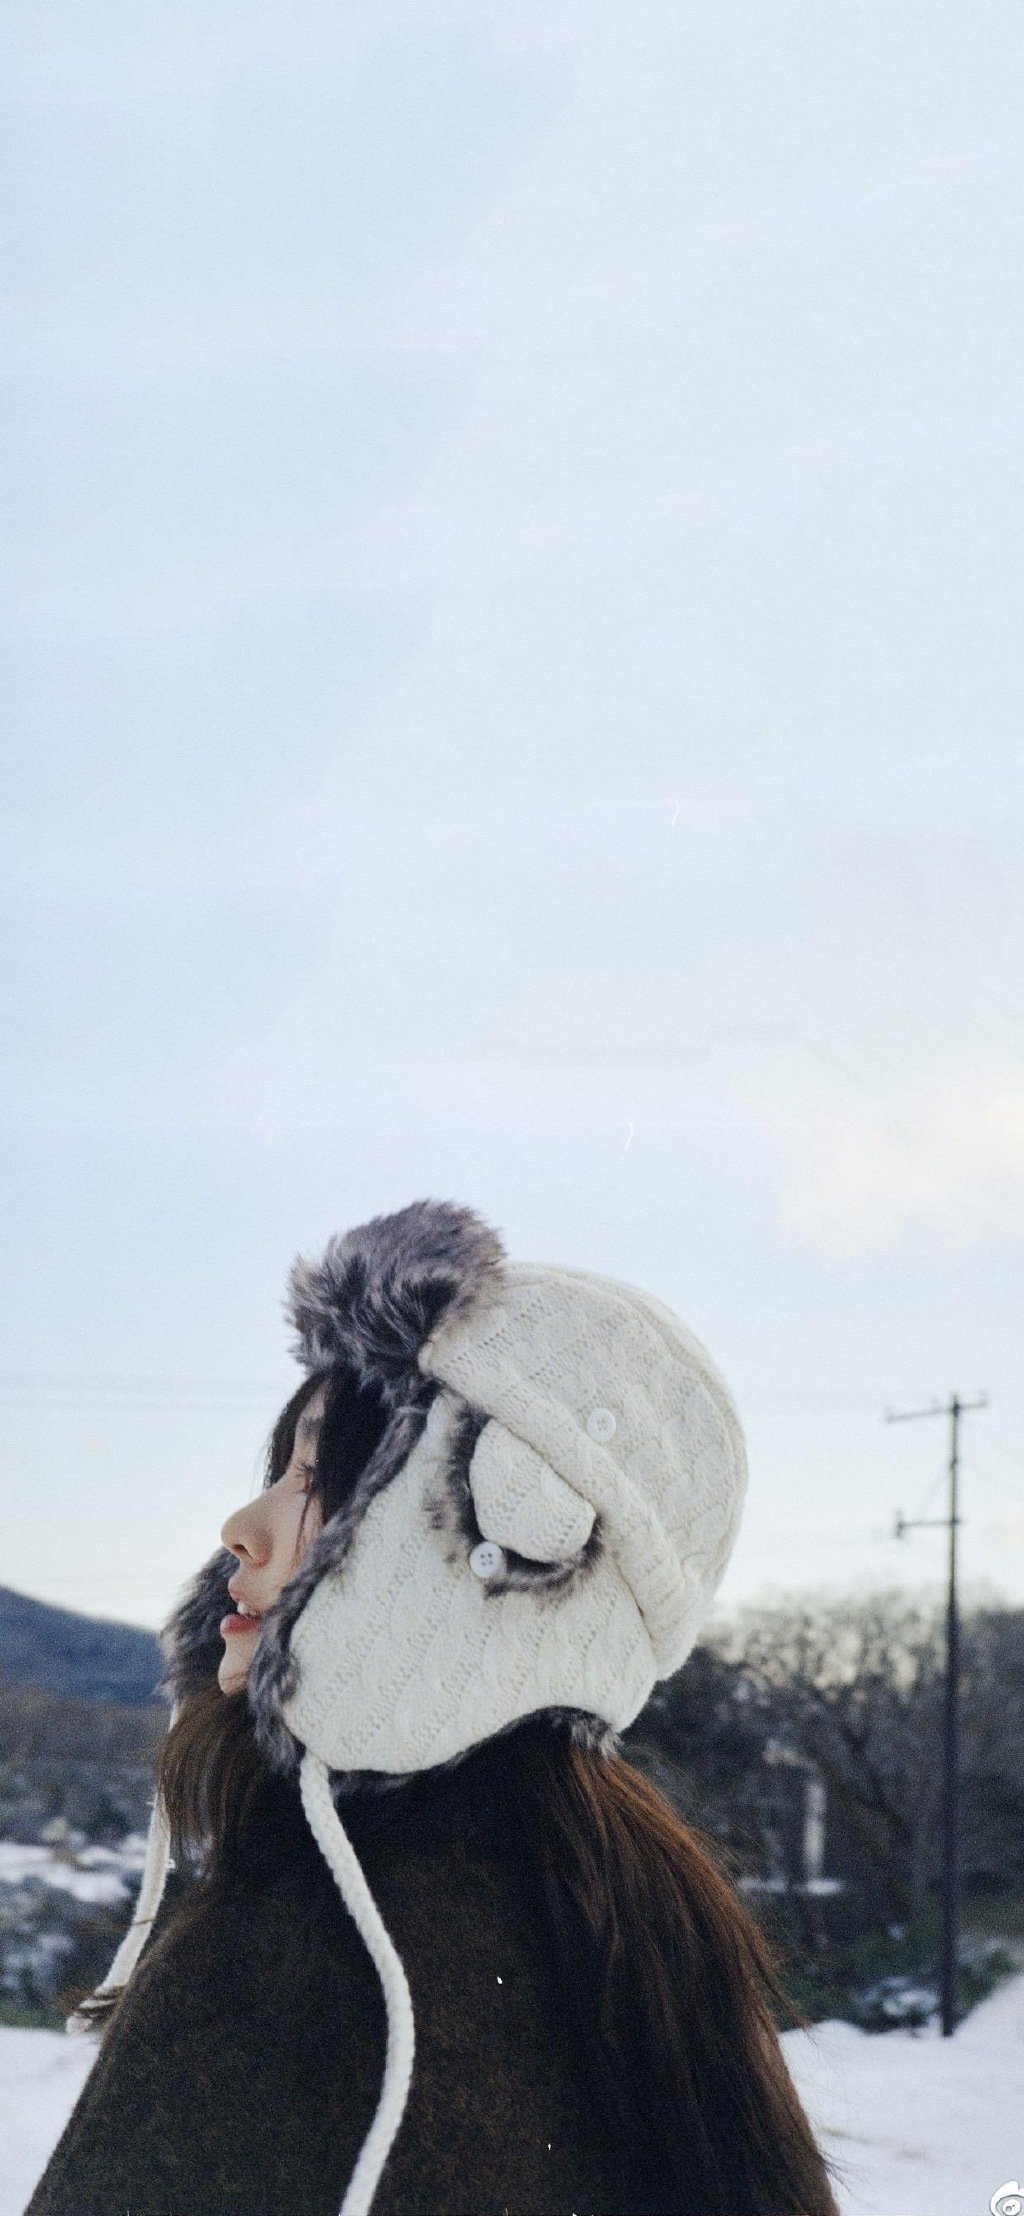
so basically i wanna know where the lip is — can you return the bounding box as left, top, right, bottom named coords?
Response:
left=227, top=1575, right=257, bottom=1608
left=220, top=1611, right=263, bottom=1638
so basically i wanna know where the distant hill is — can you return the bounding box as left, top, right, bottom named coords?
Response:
left=0, top=1587, right=163, bottom=1706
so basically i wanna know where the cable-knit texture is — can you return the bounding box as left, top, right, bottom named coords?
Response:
left=272, top=1255, right=747, bottom=1776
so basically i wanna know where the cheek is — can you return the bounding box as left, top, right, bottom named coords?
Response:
left=270, top=1492, right=321, bottom=1577
left=293, top=1499, right=323, bottom=1565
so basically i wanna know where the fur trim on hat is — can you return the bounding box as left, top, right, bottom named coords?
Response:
left=285, top=1197, right=508, bottom=1405
left=161, top=1548, right=236, bottom=1704
left=423, top=1401, right=606, bottom=1599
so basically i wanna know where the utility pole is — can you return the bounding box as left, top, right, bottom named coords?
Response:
left=885, top=1391, right=987, bottom=2036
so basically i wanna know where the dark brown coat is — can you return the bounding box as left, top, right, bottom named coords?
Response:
left=27, top=1743, right=650, bottom=2216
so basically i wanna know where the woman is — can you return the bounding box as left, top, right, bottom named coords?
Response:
left=29, top=1197, right=845, bottom=2216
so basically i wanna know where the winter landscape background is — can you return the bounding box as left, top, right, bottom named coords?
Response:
left=2, top=1583, right=1021, bottom=2207
left=4, top=0, right=1022, bottom=2207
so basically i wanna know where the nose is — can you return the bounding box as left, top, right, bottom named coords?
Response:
left=220, top=1496, right=271, bottom=1566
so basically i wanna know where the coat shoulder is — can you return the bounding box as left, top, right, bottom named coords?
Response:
left=27, top=1775, right=630, bottom=2216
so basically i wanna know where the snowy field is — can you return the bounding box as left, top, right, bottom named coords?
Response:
left=0, top=1836, right=147, bottom=1907
left=1, top=1973, right=1020, bottom=2216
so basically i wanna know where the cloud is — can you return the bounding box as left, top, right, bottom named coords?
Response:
left=776, top=1066, right=1024, bottom=1255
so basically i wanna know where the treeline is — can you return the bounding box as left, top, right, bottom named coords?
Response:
left=622, top=1588, right=1024, bottom=2025
left=667, top=1588, right=1024, bottom=1913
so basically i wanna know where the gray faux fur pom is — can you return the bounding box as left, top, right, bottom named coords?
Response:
left=284, top=1196, right=508, bottom=1403
left=160, top=1547, right=236, bottom=1703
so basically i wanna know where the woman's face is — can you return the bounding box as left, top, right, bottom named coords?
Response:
left=217, top=1380, right=326, bottom=1694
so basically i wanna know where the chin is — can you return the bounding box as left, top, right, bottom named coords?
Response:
left=217, top=1654, right=251, bottom=1696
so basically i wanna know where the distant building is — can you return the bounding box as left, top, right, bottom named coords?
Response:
left=738, top=1736, right=843, bottom=1897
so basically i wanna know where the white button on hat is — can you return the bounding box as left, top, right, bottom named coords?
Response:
left=586, top=1406, right=617, bottom=1442
left=469, top=1540, right=506, bottom=1578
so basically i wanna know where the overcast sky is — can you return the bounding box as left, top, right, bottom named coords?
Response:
left=3, top=0, right=1022, bottom=1632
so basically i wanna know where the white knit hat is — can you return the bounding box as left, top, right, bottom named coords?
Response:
left=80, top=1200, right=748, bottom=2216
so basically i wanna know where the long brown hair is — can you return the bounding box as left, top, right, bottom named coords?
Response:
left=102, top=1370, right=848, bottom=2215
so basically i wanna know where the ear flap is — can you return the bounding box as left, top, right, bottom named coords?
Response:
left=469, top=1421, right=595, bottom=1562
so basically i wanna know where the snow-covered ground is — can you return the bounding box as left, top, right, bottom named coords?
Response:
left=0, top=1837, right=147, bottom=1909
left=781, top=1969, right=1023, bottom=2215
left=1, top=1974, right=1021, bottom=2215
